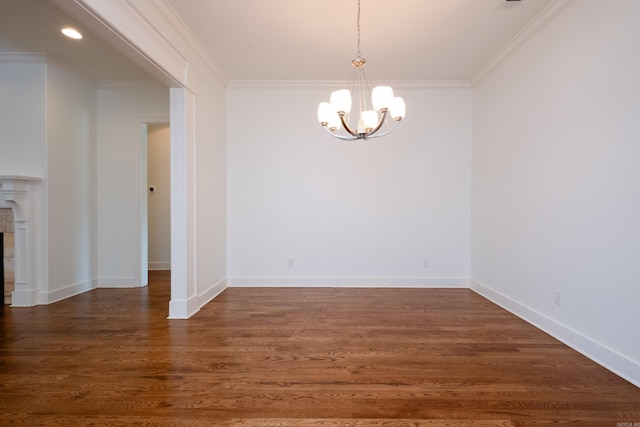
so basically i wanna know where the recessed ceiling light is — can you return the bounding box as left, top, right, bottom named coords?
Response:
left=503, top=0, right=523, bottom=8
left=61, top=27, right=83, bottom=40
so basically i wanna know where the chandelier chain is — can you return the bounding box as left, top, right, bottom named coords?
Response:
left=356, top=0, right=361, bottom=59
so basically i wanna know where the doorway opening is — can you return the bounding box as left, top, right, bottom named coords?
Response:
left=145, top=123, right=171, bottom=284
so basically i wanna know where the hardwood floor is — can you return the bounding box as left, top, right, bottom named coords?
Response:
left=1, top=271, right=638, bottom=426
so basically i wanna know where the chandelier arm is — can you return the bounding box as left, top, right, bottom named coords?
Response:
left=364, top=117, right=402, bottom=139
left=339, top=114, right=360, bottom=137
left=366, top=109, right=389, bottom=137
left=363, top=125, right=398, bottom=139
left=323, top=126, right=360, bottom=141
left=335, top=134, right=362, bottom=141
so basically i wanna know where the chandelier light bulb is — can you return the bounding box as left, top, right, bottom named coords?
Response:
left=327, top=112, right=342, bottom=132
left=390, top=97, right=406, bottom=121
left=317, top=102, right=333, bottom=126
left=361, top=110, right=379, bottom=132
left=330, top=89, right=352, bottom=115
left=372, top=86, right=394, bottom=111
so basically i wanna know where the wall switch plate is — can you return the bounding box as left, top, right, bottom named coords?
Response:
left=423, top=259, right=429, bottom=268
left=554, top=290, right=563, bottom=306
left=287, top=258, right=294, bottom=268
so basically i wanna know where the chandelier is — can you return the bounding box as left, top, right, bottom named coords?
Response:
left=317, top=0, right=405, bottom=141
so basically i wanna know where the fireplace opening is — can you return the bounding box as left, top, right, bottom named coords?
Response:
left=0, top=208, right=15, bottom=305
left=1, top=232, right=4, bottom=306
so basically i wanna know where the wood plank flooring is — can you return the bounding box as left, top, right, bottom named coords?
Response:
left=1, top=270, right=639, bottom=426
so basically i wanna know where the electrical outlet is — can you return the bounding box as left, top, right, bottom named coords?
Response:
left=553, top=290, right=563, bottom=306
left=287, top=258, right=294, bottom=268
left=423, top=259, right=429, bottom=268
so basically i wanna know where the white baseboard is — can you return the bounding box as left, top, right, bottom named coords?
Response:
left=97, top=277, right=144, bottom=288
left=228, top=276, right=469, bottom=288
left=39, top=278, right=97, bottom=304
left=198, top=278, right=227, bottom=309
left=10, top=288, right=39, bottom=307
left=168, top=293, right=199, bottom=319
left=148, top=262, right=171, bottom=270
left=168, top=278, right=228, bottom=320
left=470, top=278, right=640, bottom=388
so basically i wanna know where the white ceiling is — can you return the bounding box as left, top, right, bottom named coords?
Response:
left=0, top=0, right=555, bottom=83
left=166, top=0, right=554, bottom=82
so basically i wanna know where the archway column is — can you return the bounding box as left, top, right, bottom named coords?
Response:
left=168, top=87, right=199, bottom=319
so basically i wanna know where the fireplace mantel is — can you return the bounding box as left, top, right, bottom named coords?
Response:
left=0, top=176, right=42, bottom=220
left=0, top=175, right=42, bottom=306
left=0, top=175, right=42, bottom=183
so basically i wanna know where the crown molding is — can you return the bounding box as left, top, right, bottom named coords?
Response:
left=389, top=80, right=471, bottom=89
left=471, top=0, right=573, bottom=86
left=158, top=0, right=228, bottom=85
left=111, top=0, right=193, bottom=87
left=97, top=79, right=166, bottom=88
left=227, top=80, right=471, bottom=90
left=0, top=53, right=47, bottom=63
left=0, top=52, right=98, bottom=86
left=118, top=0, right=227, bottom=87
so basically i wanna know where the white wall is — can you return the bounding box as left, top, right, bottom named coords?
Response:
left=228, top=84, right=471, bottom=286
left=471, top=0, right=640, bottom=386
left=147, top=123, right=171, bottom=270
left=45, top=63, right=97, bottom=302
left=194, top=76, right=228, bottom=301
left=96, top=85, right=169, bottom=287
left=0, top=58, right=46, bottom=177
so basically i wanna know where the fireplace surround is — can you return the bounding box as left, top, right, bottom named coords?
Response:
left=0, top=176, right=41, bottom=306
left=1, top=232, right=4, bottom=303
